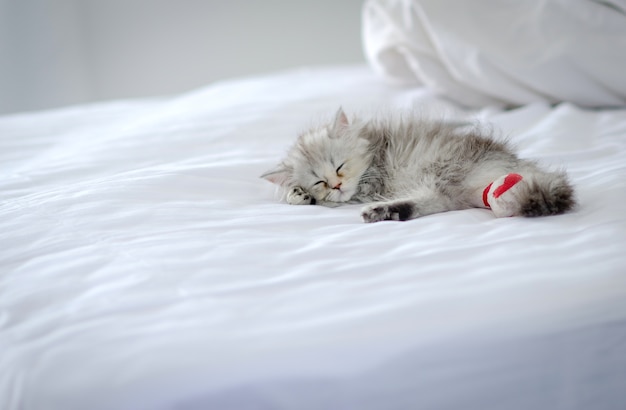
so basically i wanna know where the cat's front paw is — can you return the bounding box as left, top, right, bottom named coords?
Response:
left=361, top=204, right=391, bottom=223
left=286, top=186, right=316, bottom=205
left=361, top=201, right=416, bottom=223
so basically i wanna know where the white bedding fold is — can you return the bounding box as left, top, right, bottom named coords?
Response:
left=363, top=0, right=626, bottom=107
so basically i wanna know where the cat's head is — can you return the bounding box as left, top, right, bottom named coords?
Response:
left=262, top=108, right=372, bottom=203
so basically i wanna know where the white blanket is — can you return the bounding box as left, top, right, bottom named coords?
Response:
left=1, top=66, right=625, bottom=409
left=363, top=0, right=626, bottom=107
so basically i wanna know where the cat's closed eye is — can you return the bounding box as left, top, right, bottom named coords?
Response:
left=313, top=180, right=327, bottom=187
left=336, top=163, right=345, bottom=176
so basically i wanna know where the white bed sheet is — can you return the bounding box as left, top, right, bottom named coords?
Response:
left=1, top=66, right=625, bottom=409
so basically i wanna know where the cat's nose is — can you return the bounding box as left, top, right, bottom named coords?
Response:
left=333, top=182, right=342, bottom=190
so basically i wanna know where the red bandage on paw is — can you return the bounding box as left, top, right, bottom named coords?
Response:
left=493, top=173, right=523, bottom=198
left=483, top=173, right=523, bottom=208
left=482, top=182, right=494, bottom=208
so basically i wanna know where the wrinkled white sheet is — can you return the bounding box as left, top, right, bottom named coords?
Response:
left=1, top=66, right=625, bottom=410
left=363, top=0, right=626, bottom=107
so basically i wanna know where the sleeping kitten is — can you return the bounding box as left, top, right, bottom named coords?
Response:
left=262, top=108, right=575, bottom=222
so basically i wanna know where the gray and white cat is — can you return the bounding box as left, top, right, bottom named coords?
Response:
left=262, top=108, right=575, bottom=222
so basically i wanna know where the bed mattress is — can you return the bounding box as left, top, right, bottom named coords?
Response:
left=1, top=65, right=625, bottom=409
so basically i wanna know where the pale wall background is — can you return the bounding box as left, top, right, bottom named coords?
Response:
left=0, top=0, right=365, bottom=114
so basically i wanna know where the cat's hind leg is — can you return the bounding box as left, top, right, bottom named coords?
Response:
left=480, top=173, right=526, bottom=217
left=477, top=171, right=575, bottom=217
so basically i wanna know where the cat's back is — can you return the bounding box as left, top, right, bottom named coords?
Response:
left=364, top=117, right=510, bottom=165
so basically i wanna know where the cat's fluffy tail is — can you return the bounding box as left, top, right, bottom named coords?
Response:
left=519, top=171, right=576, bottom=217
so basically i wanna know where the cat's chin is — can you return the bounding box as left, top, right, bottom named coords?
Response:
left=332, top=189, right=356, bottom=203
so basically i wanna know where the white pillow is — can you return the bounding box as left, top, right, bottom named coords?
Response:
left=363, top=0, right=626, bottom=107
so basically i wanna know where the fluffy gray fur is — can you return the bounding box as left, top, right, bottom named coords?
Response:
left=262, top=108, right=575, bottom=222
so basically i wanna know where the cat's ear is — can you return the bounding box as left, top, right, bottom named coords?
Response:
left=260, top=166, right=290, bottom=186
left=332, top=107, right=349, bottom=132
